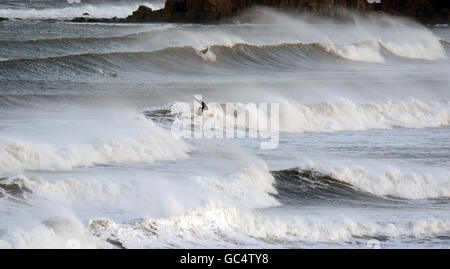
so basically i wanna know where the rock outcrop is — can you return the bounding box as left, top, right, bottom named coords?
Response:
left=126, top=0, right=378, bottom=23
left=126, top=0, right=449, bottom=24
left=72, top=16, right=126, bottom=23
left=73, top=0, right=450, bottom=24
left=378, top=0, right=449, bottom=24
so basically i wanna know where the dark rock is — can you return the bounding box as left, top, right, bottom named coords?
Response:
left=71, top=1, right=450, bottom=25
left=0, top=17, right=8, bottom=22
left=126, top=5, right=164, bottom=22
left=71, top=16, right=126, bottom=23
left=83, top=13, right=90, bottom=16
left=125, top=0, right=450, bottom=24
left=379, top=0, right=450, bottom=24
left=132, top=5, right=153, bottom=18
left=124, top=0, right=374, bottom=23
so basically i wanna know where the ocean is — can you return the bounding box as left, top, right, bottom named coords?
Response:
left=0, top=0, right=449, bottom=249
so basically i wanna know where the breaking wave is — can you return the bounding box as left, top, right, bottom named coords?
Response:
left=0, top=112, right=190, bottom=172
left=0, top=39, right=446, bottom=80
left=1, top=7, right=449, bottom=249
left=0, top=161, right=278, bottom=214
left=0, top=177, right=32, bottom=200
left=2, top=207, right=448, bottom=248
left=286, top=163, right=450, bottom=200
left=83, top=206, right=450, bottom=248
left=272, top=169, right=383, bottom=203
left=1, top=160, right=449, bottom=248
left=165, top=99, right=449, bottom=134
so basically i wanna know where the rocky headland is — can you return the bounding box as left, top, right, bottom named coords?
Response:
left=71, top=0, right=449, bottom=25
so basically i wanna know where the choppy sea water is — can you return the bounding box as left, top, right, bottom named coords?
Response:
left=0, top=0, right=449, bottom=249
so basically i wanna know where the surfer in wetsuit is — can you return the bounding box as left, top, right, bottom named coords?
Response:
left=201, top=100, right=208, bottom=112
left=200, top=47, right=209, bottom=54
left=194, top=96, right=208, bottom=112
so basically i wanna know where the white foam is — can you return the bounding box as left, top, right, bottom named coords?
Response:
left=0, top=110, right=191, bottom=172
left=86, top=205, right=450, bottom=248
left=0, top=216, right=103, bottom=249
left=2, top=205, right=448, bottom=248
left=297, top=160, right=450, bottom=199
left=1, top=157, right=448, bottom=248
left=380, top=40, right=446, bottom=60
left=171, top=99, right=449, bottom=134
left=244, top=9, right=447, bottom=62
left=0, top=160, right=282, bottom=248
left=0, top=134, right=189, bottom=172
left=196, top=161, right=280, bottom=209
left=196, top=49, right=217, bottom=62
left=320, top=41, right=385, bottom=63
left=3, top=160, right=277, bottom=219
left=281, top=99, right=449, bottom=133
left=1, top=202, right=448, bottom=248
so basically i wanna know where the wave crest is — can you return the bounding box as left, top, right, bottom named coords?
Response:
left=165, top=99, right=449, bottom=134
left=1, top=39, right=446, bottom=79
left=0, top=113, right=190, bottom=172
left=86, top=205, right=450, bottom=248
left=292, top=162, right=450, bottom=200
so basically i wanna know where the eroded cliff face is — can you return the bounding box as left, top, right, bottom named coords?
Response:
left=126, top=0, right=449, bottom=24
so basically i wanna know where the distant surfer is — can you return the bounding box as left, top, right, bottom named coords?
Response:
left=200, top=47, right=209, bottom=54
left=193, top=96, right=208, bottom=112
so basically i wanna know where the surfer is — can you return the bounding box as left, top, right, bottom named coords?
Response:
left=193, top=96, right=208, bottom=112
left=200, top=47, right=209, bottom=54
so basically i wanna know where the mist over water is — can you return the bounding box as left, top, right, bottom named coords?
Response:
left=0, top=4, right=449, bottom=248
left=0, top=0, right=165, bottom=19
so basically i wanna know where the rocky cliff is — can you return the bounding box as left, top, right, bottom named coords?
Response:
left=124, top=0, right=449, bottom=24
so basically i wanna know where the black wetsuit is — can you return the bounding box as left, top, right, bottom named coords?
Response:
left=201, top=101, right=208, bottom=112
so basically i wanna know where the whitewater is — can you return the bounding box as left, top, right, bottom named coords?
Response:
left=0, top=1, right=449, bottom=249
